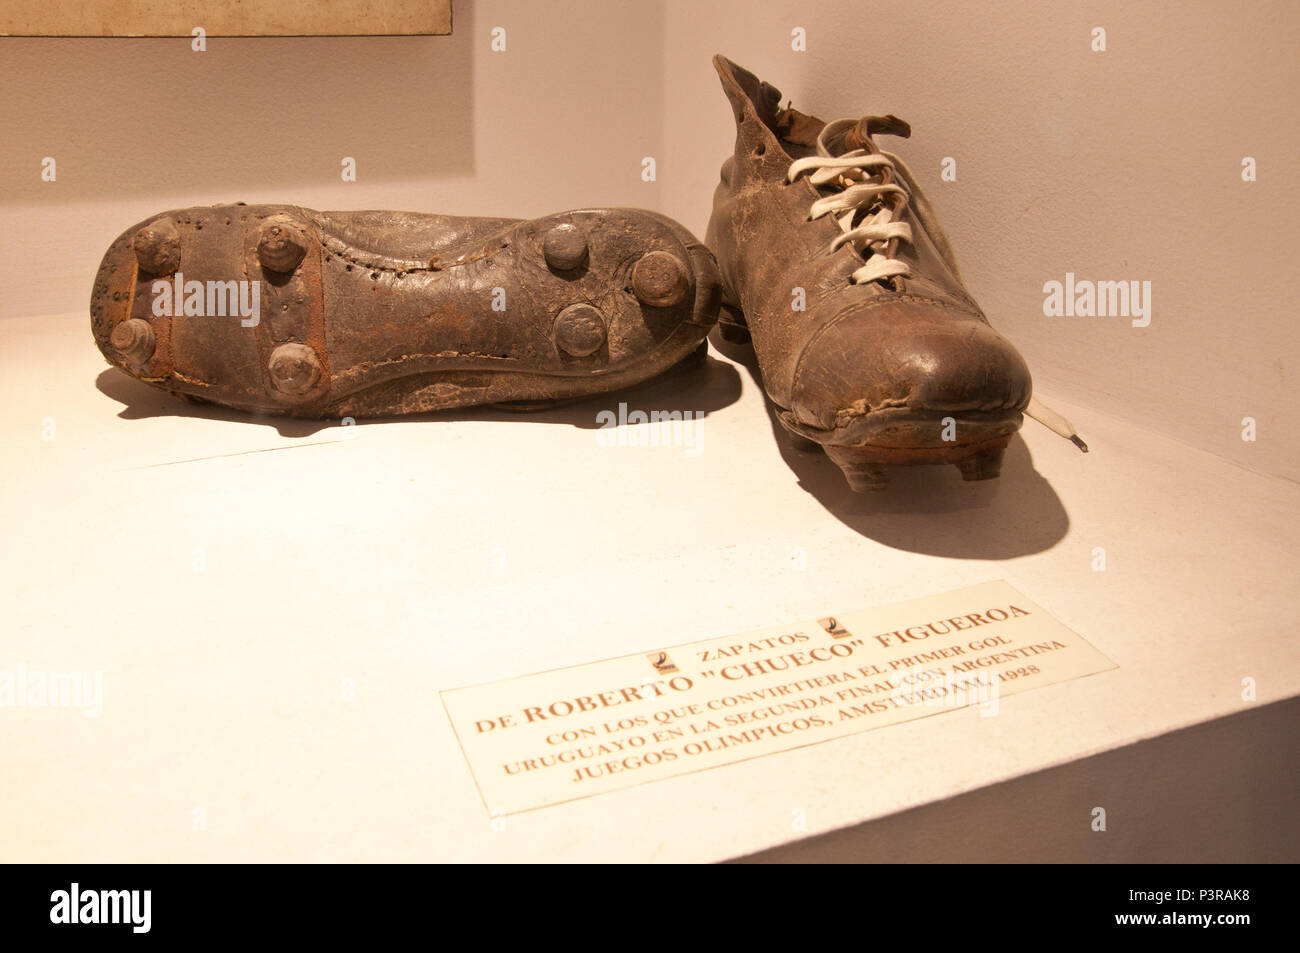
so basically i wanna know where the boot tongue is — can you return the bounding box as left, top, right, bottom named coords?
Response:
left=836, top=114, right=912, bottom=155
left=772, top=104, right=827, bottom=149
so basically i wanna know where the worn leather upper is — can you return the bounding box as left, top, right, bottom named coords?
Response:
left=705, top=56, right=1031, bottom=435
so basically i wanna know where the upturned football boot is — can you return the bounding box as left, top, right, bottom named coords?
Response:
left=706, top=56, right=1082, bottom=491
left=91, top=205, right=720, bottom=416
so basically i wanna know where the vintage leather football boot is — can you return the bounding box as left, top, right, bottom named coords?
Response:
left=707, top=56, right=1080, bottom=491
left=91, top=205, right=720, bottom=416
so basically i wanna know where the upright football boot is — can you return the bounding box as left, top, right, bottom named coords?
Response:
left=91, top=206, right=720, bottom=417
left=706, top=55, right=1075, bottom=491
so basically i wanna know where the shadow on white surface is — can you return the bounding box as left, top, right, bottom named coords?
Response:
left=711, top=333, right=1070, bottom=559
left=92, top=352, right=744, bottom=437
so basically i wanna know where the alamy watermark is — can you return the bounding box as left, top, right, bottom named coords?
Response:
left=1042, top=272, right=1151, bottom=327
left=151, top=272, right=260, bottom=327
left=0, top=662, right=103, bottom=717
left=892, top=667, right=1002, bottom=717
left=596, top=402, right=704, bottom=457
left=50, top=883, right=150, bottom=933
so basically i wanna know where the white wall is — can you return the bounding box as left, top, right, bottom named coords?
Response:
left=2, top=0, right=1296, bottom=480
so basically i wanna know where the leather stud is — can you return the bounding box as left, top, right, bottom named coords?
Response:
left=554, top=304, right=606, bottom=357
left=110, top=318, right=155, bottom=364
left=542, top=224, right=588, bottom=271
left=632, top=251, right=689, bottom=308
left=257, top=219, right=308, bottom=273
left=824, top=446, right=891, bottom=491
left=268, top=342, right=322, bottom=396
left=955, top=446, right=1005, bottom=482
left=133, top=218, right=181, bottom=275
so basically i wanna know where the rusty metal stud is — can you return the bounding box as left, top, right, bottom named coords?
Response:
left=554, top=304, right=606, bottom=357
left=542, top=224, right=588, bottom=271
left=110, top=318, right=155, bottom=364
left=133, top=218, right=181, bottom=275
left=257, top=219, right=308, bottom=273
left=268, top=342, right=322, bottom=396
left=631, top=250, right=689, bottom=308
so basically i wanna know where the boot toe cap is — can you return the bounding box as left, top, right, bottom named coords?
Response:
left=789, top=300, right=1032, bottom=436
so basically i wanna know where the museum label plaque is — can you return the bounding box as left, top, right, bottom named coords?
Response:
left=441, top=581, right=1117, bottom=814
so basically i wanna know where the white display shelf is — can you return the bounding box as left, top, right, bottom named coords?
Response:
left=2, top=313, right=1297, bottom=862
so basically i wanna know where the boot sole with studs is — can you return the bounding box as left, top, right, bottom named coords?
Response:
left=91, top=205, right=721, bottom=417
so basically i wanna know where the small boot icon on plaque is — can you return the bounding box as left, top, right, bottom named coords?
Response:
left=648, top=651, right=678, bottom=674
left=818, top=617, right=851, bottom=639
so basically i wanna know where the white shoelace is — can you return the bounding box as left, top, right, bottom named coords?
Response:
left=787, top=118, right=913, bottom=284
left=788, top=116, right=1088, bottom=452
